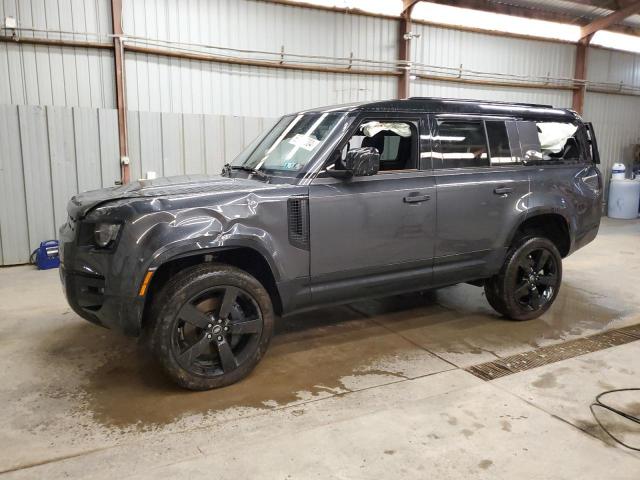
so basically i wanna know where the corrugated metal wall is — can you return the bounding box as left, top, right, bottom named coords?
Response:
left=124, top=53, right=397, bottom=117
left=1, top=0, right=640, bottom=265
left=126, top=110, right=273, bottom=181
left=583, top=48, right=640, bottom=189
left=584, top=92, right=640, bottom=188
left=587, top=47, right=640, bottom=86
left=122, top=0, right=398, bottom=116
left=0, top=0, right=112, bottom=37
left=411, top=23, right=574, bottom=108
left=0, top=104, right=119, bottom=265
left=0, top=0, right=115, bottom=108
left=411, top=81, right=573, bottom=108
left=0, top=104, right=269, bottom=265
left=122, top=0, right=397, bottom=61
left=413, top=24, right=576, bottom=80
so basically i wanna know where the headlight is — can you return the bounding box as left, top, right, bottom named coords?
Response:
left=93, top=223, right=121, bottom=248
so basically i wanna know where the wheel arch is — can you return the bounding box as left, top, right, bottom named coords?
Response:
left=507, top=211, right=572, bottom=258
left=141, top=245, right=284, bottom=332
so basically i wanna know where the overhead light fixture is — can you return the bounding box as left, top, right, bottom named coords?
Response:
left=412, top=2, right=581, bottom=43
left=592, top=30, right=640, bottom=54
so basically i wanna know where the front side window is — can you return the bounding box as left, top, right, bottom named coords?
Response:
left=335, top=119, right=418, bottom=172
left=232, top=112, right=346, bottom=175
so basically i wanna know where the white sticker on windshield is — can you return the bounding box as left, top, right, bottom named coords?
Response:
left=289, top=133, right=320, bottom=151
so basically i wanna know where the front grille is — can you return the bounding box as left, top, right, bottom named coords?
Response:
left=287, top=197, right=310, bottom=250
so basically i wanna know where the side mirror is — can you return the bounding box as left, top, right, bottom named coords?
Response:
left=328, top=147, right=380, bottom=178
left=523, top=149, right=543, bottom=165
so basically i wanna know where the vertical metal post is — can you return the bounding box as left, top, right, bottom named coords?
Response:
left=398, top=1, right=419, bottom=99
left=398, top=14, right=412, bottom=99
left=111, top=0, right=129, bottom=184
left=572, top=37, right=590, bottom=115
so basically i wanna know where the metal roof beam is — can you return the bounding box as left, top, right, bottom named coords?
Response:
left=402, top=0, right=421, bottom=17
left=580, top=0, right=640, bottom=38
left=421, top=0, right=640, bottom=37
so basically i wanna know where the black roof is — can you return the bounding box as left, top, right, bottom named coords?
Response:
left=302, top=97, right=579, bottom=122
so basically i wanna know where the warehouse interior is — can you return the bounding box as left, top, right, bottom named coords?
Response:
left=1, top=0, right=640, bottom=478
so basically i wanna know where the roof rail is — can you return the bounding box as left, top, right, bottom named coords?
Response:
left=407, top=96, right=553, bottom=109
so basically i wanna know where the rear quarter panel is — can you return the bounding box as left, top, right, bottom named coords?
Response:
left=527, top=163, right=603, bottom=253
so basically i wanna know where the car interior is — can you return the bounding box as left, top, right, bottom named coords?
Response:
left=337, top=120, right=418, bottom=172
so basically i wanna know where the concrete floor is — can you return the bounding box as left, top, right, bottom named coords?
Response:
left=0, top=217, right=639, bottom=479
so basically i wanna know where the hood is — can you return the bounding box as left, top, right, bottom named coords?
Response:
left=68, top=174, right=271, bottom=219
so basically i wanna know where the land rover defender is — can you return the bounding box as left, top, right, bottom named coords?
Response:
left=59, top=98, right=602, bottom=390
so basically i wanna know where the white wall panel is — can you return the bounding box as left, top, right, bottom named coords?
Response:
left=0, top=0, right=112, bottom=39
left=0, top=105, right=120, bottom=265
left=124, top=52, right=397, bottom=116
left=0, top=43, right=116, bottom=108
left=0, top=104, right=30, bottom=265
left=47, top=106, right=79, bottom=231
left=0, top=105, right=269, bottom=265
left=583, top=92, right=640, bottom=190
left=412, top=80, right=573, bottom=109
left=0, top=0, right=115, bottom=108
left=413, top=24, right=576, bottom=81
left=122, top=0, right=397, bottom=63
left=587, top=47, right=640, bottom=86
left=2, top=0, right=640, bottom=265
left=121, top=0, right=398, bottom=116
left=18, top=105, right=56, bottom=249
left=73, top=107, right=103, bottom=191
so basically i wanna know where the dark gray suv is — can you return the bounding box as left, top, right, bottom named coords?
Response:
left=59, top=97, right=603, bottom=390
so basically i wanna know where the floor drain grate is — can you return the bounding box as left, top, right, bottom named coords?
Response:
left=465, top=323, right=640, bottom=381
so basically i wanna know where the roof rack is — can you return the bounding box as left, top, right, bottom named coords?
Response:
left=407, top=96, right=554, bottom=109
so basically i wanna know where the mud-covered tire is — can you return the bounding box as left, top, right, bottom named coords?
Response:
left=149, top=263, right=274, bottom=390
left=483, top=275, right=507, bottom=315
left=484, top=237, right=562, bottom=321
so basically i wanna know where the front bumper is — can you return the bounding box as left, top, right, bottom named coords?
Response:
left=59, top=219, right=146, bottom=337
left=59, top=267, right=144, bottom=336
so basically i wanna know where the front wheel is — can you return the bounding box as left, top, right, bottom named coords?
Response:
left=484, top=237, right=562, bottom=321
left=150, top=263, right=274, bottom=390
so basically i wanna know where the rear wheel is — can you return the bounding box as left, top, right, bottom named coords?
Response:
left=484, top=237, right=562, bottom=321
left=150, top=263, right=274, bottom=390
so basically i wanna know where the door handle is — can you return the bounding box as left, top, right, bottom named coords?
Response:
left=403, top=194, right=431, bottom=203
left=493, top=186, right=513, bottom=195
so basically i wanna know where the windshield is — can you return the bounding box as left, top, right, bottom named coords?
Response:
left=231, top=112, right=346, bottom=175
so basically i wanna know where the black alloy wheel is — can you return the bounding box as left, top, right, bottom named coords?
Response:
left=511, top=247, right=559, bottom=311
left=151, top=263, right=274, bottom=390
left=172, top=286, right=263, bottom=376
left=484, top=236, right=563, bottom=321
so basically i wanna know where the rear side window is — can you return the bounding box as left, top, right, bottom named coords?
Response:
left=536, top=121, right=583, bottom=164
left=486, top=121, right=519, bottom=165
left=434, top=118, right=520, bottom=168
left=436, top=120, right=488, bottom=168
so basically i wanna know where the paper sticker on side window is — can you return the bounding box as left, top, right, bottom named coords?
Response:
left=289, top=133, right=320, bottom=151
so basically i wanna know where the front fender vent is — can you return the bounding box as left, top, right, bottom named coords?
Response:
left=287, top=197, right=310, bottom=250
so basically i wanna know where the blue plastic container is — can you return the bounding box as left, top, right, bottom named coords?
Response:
left=32, top=240, right=60, bottom=270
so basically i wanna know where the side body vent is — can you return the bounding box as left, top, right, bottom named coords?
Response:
left=287, top=197, right=310, bottom=250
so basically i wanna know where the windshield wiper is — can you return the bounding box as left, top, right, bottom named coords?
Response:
left=230, top=165, right=270, bottom=180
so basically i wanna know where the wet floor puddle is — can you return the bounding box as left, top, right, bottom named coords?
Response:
left=46, top=283, right=627, bottom=430
left=73, top=306, right=439, bottom=429
left=352, top=284, right=629, bottom=357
